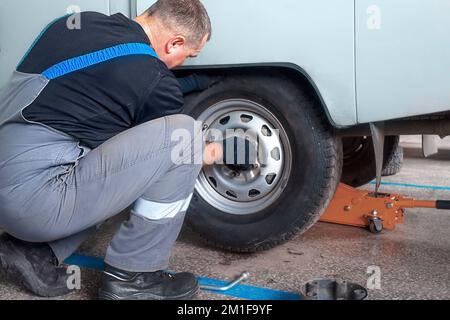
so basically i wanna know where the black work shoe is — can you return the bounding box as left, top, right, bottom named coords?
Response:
left=98, top=264, right=199, bottom=300
left=0, top=233, right=72, bottom=297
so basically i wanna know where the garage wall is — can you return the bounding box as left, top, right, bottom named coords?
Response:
left=0, top=0, right=111, bottom=88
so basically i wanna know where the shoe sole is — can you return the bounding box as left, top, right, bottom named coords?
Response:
left=0, top=239, right=71, bottom=298
left=98, top=286, right=200, bottom=301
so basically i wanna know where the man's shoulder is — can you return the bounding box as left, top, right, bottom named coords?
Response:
left=78, top=11, right=108, bottom=18
left=154, top=60, right=177, bottom=79
left=53, top=11, right=141, bottom=41
left=112, top=55, right=181, bottom=96
left=78, top=11, right=124, bottom=23
left=152, top=62, right=182, bottom=96
left=141, top=58, right=179, bottom=87
left=129, top=56, right=174, bottom=78
left=52, top=11, right=120, bottom=30
left=139, top=60, right=183, bottom=101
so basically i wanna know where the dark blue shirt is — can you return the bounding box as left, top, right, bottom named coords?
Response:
left=19, top=12, right=184, bottom=149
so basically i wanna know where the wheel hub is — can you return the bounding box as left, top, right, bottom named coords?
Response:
left=196, top=99, right=292, bottom=215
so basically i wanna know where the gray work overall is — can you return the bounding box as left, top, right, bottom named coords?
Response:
left=0, top=42, right=202, bottom=272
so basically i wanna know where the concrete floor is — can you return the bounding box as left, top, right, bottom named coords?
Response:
left=0, top=136, right=449, bottom=300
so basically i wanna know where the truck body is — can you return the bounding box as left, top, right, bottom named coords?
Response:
left=1, top=0, right=450, bottom=127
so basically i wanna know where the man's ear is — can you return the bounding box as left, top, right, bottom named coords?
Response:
left=166, top=35, right=186, bottom=54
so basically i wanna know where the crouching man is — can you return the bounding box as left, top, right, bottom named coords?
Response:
left=0, top=0, right=220, bottom=300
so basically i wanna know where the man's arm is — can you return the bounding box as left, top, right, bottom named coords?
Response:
left=135, top=75, right=185, bottom=125
left=177, top=74, right=222, bottom=95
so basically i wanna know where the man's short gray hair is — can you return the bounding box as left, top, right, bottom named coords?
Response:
left=146, top=0, right=212, bottom=47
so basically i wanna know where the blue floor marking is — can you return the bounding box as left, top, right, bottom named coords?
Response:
left=370, top=181, right=450, bottom=191
left=65, top=254, right=105, bottom=270
left=64, top=254, right=301, bottom=300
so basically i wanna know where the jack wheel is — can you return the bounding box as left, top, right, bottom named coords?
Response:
left=369, top=219, right=383, bottom=234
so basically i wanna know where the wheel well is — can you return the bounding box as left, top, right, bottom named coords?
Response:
left=174, top=64, right=337, bottom=128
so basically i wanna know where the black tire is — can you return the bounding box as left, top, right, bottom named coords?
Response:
left=341, top=136, right=400, bottom=187
left=183, top=73, right=343, bottom=252
left=382, top=145, right=404, bottom=177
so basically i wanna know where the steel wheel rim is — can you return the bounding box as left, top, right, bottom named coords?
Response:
left=196, top=99, right=292, bottom=215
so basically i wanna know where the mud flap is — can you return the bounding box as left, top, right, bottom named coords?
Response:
left=370, top=122, right=385, bottom=193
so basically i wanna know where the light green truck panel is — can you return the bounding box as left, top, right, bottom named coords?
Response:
left=1, top=0, right=450, bottom=127
left=137, top=0, right=358, bottom=126
left=355, top=0, right=450, bottom=123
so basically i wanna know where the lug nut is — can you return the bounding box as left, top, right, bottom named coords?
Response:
left=230, top=172, right=240, bottom=178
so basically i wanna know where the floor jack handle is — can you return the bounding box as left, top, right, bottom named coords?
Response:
left=436, top=200, right=450, bottom=210
left=398, top=199, right=450, bottom=210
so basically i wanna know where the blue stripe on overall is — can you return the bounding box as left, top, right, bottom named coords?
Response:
left=0, top=42, right=158, bottom=127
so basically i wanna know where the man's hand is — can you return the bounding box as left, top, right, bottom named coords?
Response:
left=203, top=142, right=224, bottom=167
left=178, top=74, right=222, bottom=95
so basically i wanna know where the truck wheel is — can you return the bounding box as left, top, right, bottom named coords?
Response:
left=183, top=73, right=343, bottom=252
left=382, top=145, right=404, bottom=177
left=341, top=136, right=400, bottom=187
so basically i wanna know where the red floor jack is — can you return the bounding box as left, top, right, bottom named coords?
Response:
left=320, top=183, right=450, bottom=233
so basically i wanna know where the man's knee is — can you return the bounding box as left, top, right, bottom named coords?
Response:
left=5, top=226, right=61, bottom=244
left=138, top=114, right=200, bottom=141
left=167, top=114, right=204, bottom=166
left=166, top=114, right=199, bottom=135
